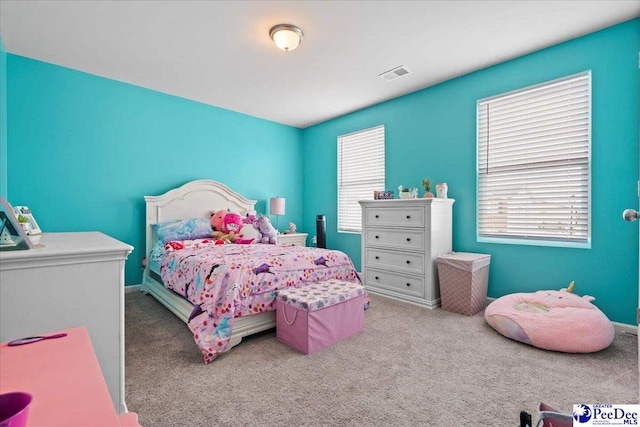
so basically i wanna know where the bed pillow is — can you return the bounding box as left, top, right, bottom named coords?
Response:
left=152, top=218, right=213, bottom=243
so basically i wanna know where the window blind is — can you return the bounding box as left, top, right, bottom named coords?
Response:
left=477, top=72, right=591, bottom=246
left=338, top=125, right=385, bottom=233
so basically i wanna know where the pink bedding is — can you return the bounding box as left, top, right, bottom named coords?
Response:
left=160, top=239, right=366, bottom=363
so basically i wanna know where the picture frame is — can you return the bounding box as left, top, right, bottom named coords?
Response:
left=0, top=198, right=34, bottom=250
left=13, top=205, right=42, bottom=235
left=374, top=190, right=394, bottom=200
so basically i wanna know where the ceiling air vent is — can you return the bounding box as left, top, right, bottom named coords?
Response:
left=379, top=66, right=411, bottom=81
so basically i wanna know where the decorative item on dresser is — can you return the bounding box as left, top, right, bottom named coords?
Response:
left=435, top=182, right=448, bottom=199
left=12, top=205, right=42, bottom=235
left=359, top=198, right=455, bottom=308
left=0, top=232, right=133, bottom=414
left=278, top=232, right=308, bottom=247
left=421, top=178, right=434, bottom=198
left=0, top=198, right=33, bottom=250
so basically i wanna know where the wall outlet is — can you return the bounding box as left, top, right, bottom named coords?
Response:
left=311, top=235, right=317, bottom=245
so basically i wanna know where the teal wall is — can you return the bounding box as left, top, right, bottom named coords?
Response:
left=5, top=19, right=638, bottom=324
left=302, top=19, right=640, bottom=324
left=0, top=38, right=7, bottom=199
left=7, top=55, right=303, bottom=286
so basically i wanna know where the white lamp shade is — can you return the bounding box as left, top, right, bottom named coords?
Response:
left=270, top=197, right=286, bottom=216
left=269, top=24, right=303, bottom=52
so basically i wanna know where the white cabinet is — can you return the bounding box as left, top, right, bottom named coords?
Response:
left=0, top=232, right=133, bottom=413
left=278, top=232, right=308, bottom=247
left=359, top=199, right=454, bottom=308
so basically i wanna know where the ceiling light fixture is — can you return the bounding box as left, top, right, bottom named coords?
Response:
left=269, top=24, right=304, bottom=52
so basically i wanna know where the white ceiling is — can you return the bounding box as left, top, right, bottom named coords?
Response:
left=1, top=1, right=638, bottom=129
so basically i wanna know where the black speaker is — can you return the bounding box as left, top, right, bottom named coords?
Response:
left=316, top=214, right=326, bottom=248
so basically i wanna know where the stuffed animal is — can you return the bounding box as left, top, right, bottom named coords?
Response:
left=243, top=213, right=259, bottom=227
left=210, top=209, right=228, bottom=232
left=223, top=212, right=243, bottom=235
left=257, top=215, right=278, bottom=244
left=212, top=230, right=235, bottom=244
left=210, top=212, right=244, bottom=244
left=484, top=281, right=614, bottom=353
left=237, top=223, right=260, bottom=244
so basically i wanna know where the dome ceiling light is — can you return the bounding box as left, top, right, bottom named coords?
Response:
left=269, top=24, right=304, bottom=52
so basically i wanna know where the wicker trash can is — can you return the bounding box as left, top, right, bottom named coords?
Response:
left=437, top=252, right=491, bottom=315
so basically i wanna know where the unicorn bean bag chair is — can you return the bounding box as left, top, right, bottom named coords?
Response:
left=484, top=282, right=614, bottom=353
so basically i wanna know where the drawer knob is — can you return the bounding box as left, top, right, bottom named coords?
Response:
left=375, top=276, right=379, bottom=280
left=406, top=215, right=411, bottom=219
left=406, top=260, right=410, bottom=264
left=375, top=235, right=379, bottom=239
left=375, top=215, right=379, bottom=218
left=406, top=237, right=411, bottom=242
left=406, top=283, right=411, bottom=287
left=375, top=256, right=379, bottom=260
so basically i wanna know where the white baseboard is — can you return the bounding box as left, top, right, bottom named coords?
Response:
left=125, top=284, right=141, bottom=293
left=612, top=321, right=637, bottom=336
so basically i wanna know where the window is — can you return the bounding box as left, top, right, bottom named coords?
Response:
left=338, top=125, right=385, bottom=233
left=477, top=72, right=591, bottom=248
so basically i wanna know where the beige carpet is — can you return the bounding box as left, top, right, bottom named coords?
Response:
left=125, top=292, right=637, bottom=426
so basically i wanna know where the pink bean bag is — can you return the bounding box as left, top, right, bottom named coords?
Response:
left=484, top=287, right=614, bottom=353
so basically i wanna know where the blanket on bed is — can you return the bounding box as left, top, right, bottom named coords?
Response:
left=160, top=239, right=365, bottom=363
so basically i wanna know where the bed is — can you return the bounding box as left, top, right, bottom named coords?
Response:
left=141, top=180, right=364, bottom=363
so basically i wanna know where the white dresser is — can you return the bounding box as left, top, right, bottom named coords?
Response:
left=359, top=198, right=454, bottom=308
left=0, top=232, right=133, bottom=413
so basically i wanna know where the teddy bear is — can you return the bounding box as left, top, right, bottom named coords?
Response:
left=257, top=215, right=278, bottom=244
left=212, top=230, right=235, bottom=244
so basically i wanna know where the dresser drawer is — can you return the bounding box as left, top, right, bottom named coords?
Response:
left=365, top=268, right=425, bottom=298
left=365, top=248, right=424, bottom=274
left=365, top=207, right=424, bottom=228
left=277, top=233, right=307, bottom=247
left=365, top=229, right=424, bottom=251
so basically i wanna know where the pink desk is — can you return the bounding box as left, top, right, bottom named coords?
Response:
left=0, top=326, right=140, bottom=426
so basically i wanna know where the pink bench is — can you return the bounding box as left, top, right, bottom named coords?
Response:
left=276, top=280, right=365, bottom=354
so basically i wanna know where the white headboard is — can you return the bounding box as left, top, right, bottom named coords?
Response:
left=144, top=180, right=257, bottom=263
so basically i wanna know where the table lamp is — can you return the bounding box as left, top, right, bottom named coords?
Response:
left=269, top=197, right=285, bottom=232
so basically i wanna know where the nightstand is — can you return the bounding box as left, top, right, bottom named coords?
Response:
left=278, top=232, right=308, bottom=246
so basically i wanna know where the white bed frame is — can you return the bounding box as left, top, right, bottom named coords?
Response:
left=141, top=179, right=276, bottom=351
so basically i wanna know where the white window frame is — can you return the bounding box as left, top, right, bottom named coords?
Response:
left=476, top=71, right=591, bottom=249
left=337, top=125, right=385, bottom=233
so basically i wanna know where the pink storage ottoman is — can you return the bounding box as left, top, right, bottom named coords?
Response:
left=276, top=280, right=365, bottom=355
left=437, top=252, right=491, bottom=315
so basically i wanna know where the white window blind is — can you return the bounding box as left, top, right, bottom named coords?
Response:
left=338, top=125, right=385, bottom=233
left=477, top=72, right=591, bottom=247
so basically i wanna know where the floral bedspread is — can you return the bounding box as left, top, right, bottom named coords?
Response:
left=160, top=239, right=365, bottom=363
